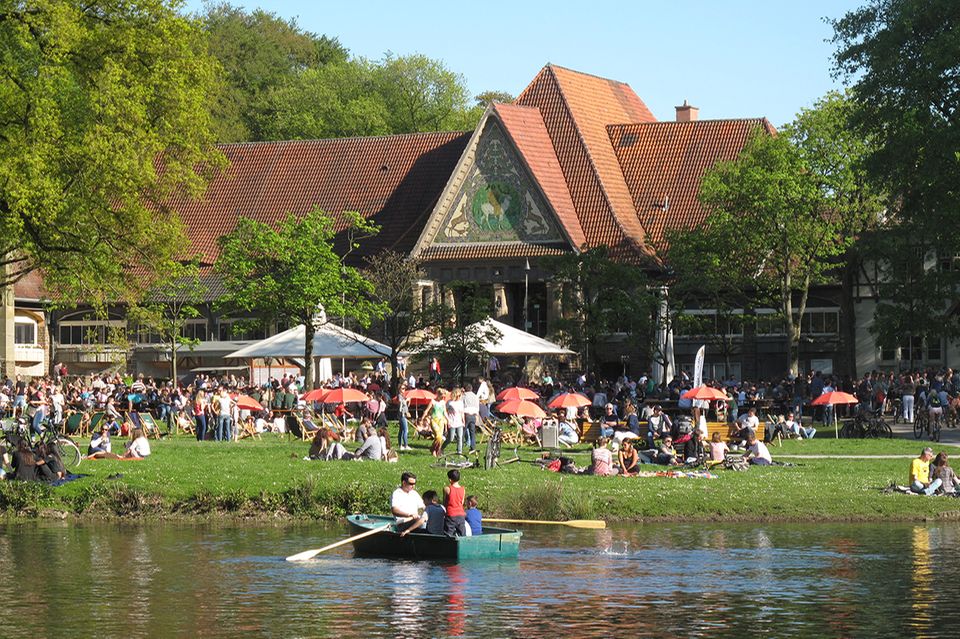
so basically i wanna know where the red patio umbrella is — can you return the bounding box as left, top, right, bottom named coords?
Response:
left=681, top=385, right=729, bottom=401
left=811, top=391, right=858, bottom=439
left=496, top=387, right=539, bottom=401
left=403, top=388, right=437, bottom=405
left=302, top=388, right=330, bottom=403
left=810, top=391, right=859, bottom=406
left=547, top=392, right=591, bottom=409
left=233, top=394, right=263, bottom=411
left=496, top=399, right=547, bottom=419
left=320, top=388, right=369, bottom=404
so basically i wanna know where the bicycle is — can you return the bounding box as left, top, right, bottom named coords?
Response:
left=914, top=410, right=928, bottom=440
left=929, top=410, right=942, bottom=443
left=5, top=416, right=83, bottom=468
left=431, top=451, right=477, bottom=469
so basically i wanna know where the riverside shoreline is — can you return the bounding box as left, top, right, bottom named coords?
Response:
left=2, top=435, right=957, bottom=523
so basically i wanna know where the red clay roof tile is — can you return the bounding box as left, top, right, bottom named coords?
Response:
left=609, top=118, right=773, bottom=252
left=419, top=244, right=568, bottom=261
left=169, top=131, right=470, bottom=265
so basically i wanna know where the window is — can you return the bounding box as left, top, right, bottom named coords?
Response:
left=218, top=320, right=265, bottom=341
left=14, top=321, right=36, bottom=346
left=182, top=321, right=208, bottom=341
left=801, top=310, right=840, bottom=335
left=58, top=320, right=125, bottom=345
left=756, top=312, right=783, bottom=336
left=674, top=311, right=743, bottom=337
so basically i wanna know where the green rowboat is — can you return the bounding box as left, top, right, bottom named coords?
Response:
left=346, top=514, right=521, bottom=560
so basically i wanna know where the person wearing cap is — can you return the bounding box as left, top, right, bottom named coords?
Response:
left=910, top=447, right=941, bottom=495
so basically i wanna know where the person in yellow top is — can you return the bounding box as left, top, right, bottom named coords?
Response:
left=910, top=447, right=942, bottom=495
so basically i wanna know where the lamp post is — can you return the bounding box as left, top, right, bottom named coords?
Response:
left=523, top=259, right=530, bottom=331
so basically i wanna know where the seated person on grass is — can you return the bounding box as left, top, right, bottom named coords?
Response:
left=87, top=426, right=114, bottom=458
left=657, top=436, right=679, bottom=465
left=589, top=438, right=615, bottom=476
left=354, top=427, right=383, bottom=461
left=709, top=431, right=730, bottom=463
left=931, top=452, right=960, bottom=495
left=910, top=447, right=940, bottom=495
left=742, top=432, right=772, bottom=466
left=122, top=428, right=151, bottom=459
left=618, top=439, right=640, bottom=476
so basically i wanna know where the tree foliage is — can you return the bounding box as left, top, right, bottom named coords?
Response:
left=544, top=247, right=654, bottom=372
left=215, top=209, right=385, bottom=390
left=832, top=0, right=960, bottom=351
left=424, top=282, right=500, bottom=388
left=128, top=260, right=208, bottom=382
left=0, top=0, right=223, bottom=303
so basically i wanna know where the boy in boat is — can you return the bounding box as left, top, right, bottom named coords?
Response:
left=422, top=490, right=446, bottom=535
left=443, top=469, right=467, bottom=537
left=465, top=495, right=482, bottom=536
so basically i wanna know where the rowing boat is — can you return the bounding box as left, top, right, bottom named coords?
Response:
left=346, top=514, right=521, bottom=560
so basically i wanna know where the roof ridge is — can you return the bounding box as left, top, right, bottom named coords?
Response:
left=544, top=66, right=651, bottom=258
left=545, top=63, right=634, bottom=88
left=608, top=117, right=768, bottom=129
left=217, top=130, right=469, bottom=149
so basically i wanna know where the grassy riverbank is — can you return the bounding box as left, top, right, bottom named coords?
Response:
left=2, top=433, right=958, bottom=522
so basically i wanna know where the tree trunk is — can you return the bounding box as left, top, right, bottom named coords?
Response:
left=782, top=271, right=797, bottom=376
left=390, top=350, right=400, bottom=395
left=304, top=322, right=315, bottom=390
left=839, top=251, right=859, bottom=377
left=171, top=338, right=178, bottom=384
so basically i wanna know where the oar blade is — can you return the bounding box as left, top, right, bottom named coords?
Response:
left=564, top=519, right=607, bottom=529
left=286, top=548, right=322, bottom=562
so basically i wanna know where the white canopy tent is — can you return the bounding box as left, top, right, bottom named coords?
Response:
left=226, top=324, right=393, bottom=360
left=427, top=318, right=575, bottom=356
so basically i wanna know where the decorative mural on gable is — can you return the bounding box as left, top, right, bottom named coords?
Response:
left=433, top=121, right=564, bottom=245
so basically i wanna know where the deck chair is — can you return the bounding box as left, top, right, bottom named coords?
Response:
left=136, top=412, right=162, bottom=439
left=88, top=411, right=106, bottom=434
left=237, top=416, right=261, bottom=440
left=176, top=413, right=195, bottom=436
left=286, top=413, right=308, bottom=440
left=64, top=411, right=89, bottom=436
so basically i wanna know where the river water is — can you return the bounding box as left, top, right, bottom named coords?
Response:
left=1, top=520, right=957, bottom=638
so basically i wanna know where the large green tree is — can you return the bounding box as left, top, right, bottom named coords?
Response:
left=215, top=209, right=384, bottom=390
left=0, top=0, right=222, bottom=302
left=832, top=0, right=960, bottom=359
left=201, top=2, right=347, bottom=141
left=694, top=131, right=845, bottom=376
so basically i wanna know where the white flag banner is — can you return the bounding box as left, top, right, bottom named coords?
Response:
left=693, top=345, right=705, bottom=387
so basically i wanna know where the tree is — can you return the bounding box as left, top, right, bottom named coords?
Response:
left=783, top=90, right=884, bottom=376
left=474, top=90, right=515, bottom=107
left=127, top=260, right=208, bottom=383
left=695, top=131, right=847, bottom=375
left=425, top=282, right=500, bottom=387
left=832, top=0, right=960, bottom=358
left=364, top=251, right=437, bottom=394
left=215, top=209, right=385, bottom=390
left=202, top=2, right=348, bottom=141
left=543, top=247, right=655, bottom=373
left=254, top=61, right=390, bottom=140
left=0, top=0, right=223, bottom=303
left=373, top=54, right=478, bottom=133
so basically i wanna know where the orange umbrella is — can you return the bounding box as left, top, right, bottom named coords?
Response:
left=403, top=388, right=436, bottom=405
left=302, top=388, right=330, bottom=403
left=234, top=394, right=263, bottom=411
left=496, top=399, right=547, bottom=419
left=547, top=392, right=591, bottom=409
left=496, top=387, right=539, bottom=401
left=811, top=391, right=859, bottom=406
left=320, top=388, right=369, bottom=404
left=681, top=385, right=728, bottom=401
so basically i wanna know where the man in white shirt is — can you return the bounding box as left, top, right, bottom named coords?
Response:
left=476, top=377, right=491, bottom=421
left=215, top=388, right=233, bottom=442
left=462, top=384, right=480, bottom=452
left=391, top=472, right=426, bottom=532
left=743, top=432, right=772, bottom=465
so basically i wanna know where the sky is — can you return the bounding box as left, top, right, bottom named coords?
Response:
left=183, top=0, right=865, bottom=128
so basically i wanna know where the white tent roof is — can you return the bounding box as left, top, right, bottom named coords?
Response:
left=225, top=324, right=393, bottom=360
left=433, top=318, right=574, bottom=356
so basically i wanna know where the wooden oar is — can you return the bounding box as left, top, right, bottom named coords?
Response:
left=485, top=518, right=606, bottom=529
left=285, top=522, right=393, bottom=562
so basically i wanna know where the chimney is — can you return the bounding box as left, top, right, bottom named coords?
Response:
left=675, top=100, right=699, bottom=122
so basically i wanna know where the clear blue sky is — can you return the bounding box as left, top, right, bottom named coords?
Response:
left=184, top=0, right=864, bottom=128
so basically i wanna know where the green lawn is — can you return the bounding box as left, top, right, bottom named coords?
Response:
left=2, top=431, right=958, bottom=522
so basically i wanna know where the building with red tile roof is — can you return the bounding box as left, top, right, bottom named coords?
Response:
left=9, top=63, right=801, bottom=379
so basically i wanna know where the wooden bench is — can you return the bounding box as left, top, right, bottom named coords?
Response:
left=705, top=420, right=765, bottom=443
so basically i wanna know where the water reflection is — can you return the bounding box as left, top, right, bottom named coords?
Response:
left=3, top=521, right=960, bottom=638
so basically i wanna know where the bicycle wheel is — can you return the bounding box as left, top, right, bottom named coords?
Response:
left=57, top=437, right=82, bottom=467
left=930, top=418, right=941, bottom=443
left=879, top=420, right=894, bottom=438
left=914, top=416, right=925, bottom=439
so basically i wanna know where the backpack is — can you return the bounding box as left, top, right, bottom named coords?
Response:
left=675, top=416, right=694, bottom=436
